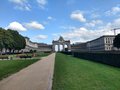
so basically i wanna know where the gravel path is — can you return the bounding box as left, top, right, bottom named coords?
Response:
left=0, top=53, right=56, bottom=90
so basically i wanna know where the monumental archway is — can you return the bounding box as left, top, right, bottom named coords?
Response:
left=52, top=36, right=71, bottom=52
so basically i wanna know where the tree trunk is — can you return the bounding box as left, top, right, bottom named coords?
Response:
left=13, top=49, right=15, bottom=53
left=0, top=49, right=2, bottom=55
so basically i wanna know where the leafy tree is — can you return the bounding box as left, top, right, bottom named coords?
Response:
left=0, top=28, right=26, bottom=54
left=7, top=29, right=26, bottom=52
left=113, top=34, right=120, bottom=49
left=0, top=28, right=5, bottom=53
left=0, top=28, right=14, bottom=53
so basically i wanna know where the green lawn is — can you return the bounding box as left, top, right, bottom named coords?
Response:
left=0, top=59, right=39, bottom=80
left=52, top=53, right=120, bottom=90
left=0, top=52, right=51, bottom=80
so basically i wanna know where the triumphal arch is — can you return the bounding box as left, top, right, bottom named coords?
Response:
left=52, top=36, right=71, bottom=52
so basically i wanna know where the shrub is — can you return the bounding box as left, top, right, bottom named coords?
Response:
left=0, top=55, right=9, bottom=60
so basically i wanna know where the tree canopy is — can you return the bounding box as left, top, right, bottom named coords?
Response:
left=113, top=34, right=120, bottom=49
left=0, top=28, right=26, bottom=53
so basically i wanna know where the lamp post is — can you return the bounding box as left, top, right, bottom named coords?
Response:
left=111, top=28, right=120, bottom=35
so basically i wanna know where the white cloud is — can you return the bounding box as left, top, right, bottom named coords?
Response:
left=114, top=18, right=120, bottom=24
left=106, top=6, right=120, bottom=16
left=60, top=26, right=76, bottom=30
left=70, top=10, right=86, bottom=22
left=25, top=21, right=45, bottom=30
left=6, top=21, right=27, bottom=31
left=47, top=16, right=53, bottom=20
left=35, top=35, right=48, bottom=39
left=91, top=13, right=100, bottom=18
left=37, top=0, right=47, bottom=9
left=110, top=18, right=120, bottom=30
left=85, top=20, right=103, bottom=27
left=54, top=18, right=120, bottom=43
left=43, top=16, right=55, bottom=25
left=58, top=27, right=111, bottom=43
left=9, top=0, right=31, bottom=11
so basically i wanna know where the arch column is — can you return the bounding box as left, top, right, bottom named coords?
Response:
left=58, top=44, right=60, bottom=52
left=67, top=43, right=71, bottom=51
left=63, top=44, right=65, bottom=51
left=52, top=44, right=55, bottom=52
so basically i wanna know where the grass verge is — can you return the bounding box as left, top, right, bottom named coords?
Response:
left=0, top=59, right=39, bottom=80
left=52, top=53, right=120, bottom=90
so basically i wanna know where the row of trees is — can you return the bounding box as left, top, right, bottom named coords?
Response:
left=0, top=28, right=26, bottom=54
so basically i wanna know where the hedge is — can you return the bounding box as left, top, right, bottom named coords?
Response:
left=0, top=55, right=9, bottom=60
left=62, top=51, right=120, bottom=67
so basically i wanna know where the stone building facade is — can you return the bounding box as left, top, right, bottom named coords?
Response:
left=87, top=35, right=115, bottom=51
left=71, top=43, right=87, bottom=52
left=23, top=37, right=53, bottom=52
left=23, top=37, right=38, bottom=52
left=37, top=43, right=52, bottom=52
left=71, top=35, right=116, bottom=52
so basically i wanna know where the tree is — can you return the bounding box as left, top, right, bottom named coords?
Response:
left=113, top=34, right=120, bottom=49
left=7, top=29, right=26, bottom=52
left=0, top=28, right=5, bottom=53
left=3, top=30, right=14, bottom=53
left=0, top=28, right=26, bottom=54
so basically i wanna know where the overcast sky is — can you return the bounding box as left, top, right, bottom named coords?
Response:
left=1, top=0, right=120, bottom=44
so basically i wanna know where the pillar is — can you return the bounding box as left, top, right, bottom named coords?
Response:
left=67, top=43, right=71, bottom=51
left=58, top=44, right=60, bottom=52
left=52, top=44, right=55, bottom=52
left=63, top=44, right=65, bottom=51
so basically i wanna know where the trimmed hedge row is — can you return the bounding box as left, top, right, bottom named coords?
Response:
left=0, top=55, right=9, bottom=60
left=19, top=55, right=32, bottom=59
left=16, top=54, right=32, bottom=59
left=62, top=51, right=120, bottom=67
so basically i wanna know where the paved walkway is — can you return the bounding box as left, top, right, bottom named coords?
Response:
left=0, top=53, right=56, bottom=90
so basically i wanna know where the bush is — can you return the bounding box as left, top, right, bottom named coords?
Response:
left=0, top=55, right=9, bottom=60
left=16, top=54, right=32, bottom=59
left=19, top=56, right=32, bottom=59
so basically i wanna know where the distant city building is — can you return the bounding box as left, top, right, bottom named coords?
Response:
left=23, top=37, right=52, bottom=52
left=37, top=43, right=52, bottom=52
left=25, top=37, right=38, bottom=48
left=71, top=43, right=87, bottom=52
left=23, top=35, right=118, bottom=52
left=23, top=37, right=38, bottom=52
left=71, top=35, right=117, bottom=52
left=87, top=35, right=115, bottom=51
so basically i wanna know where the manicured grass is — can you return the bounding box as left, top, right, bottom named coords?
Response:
left=52, top=53, right=120, bottom=90
left=0, top=59, right=39, bottom=80
left=0, top=52, right=50, bottom=80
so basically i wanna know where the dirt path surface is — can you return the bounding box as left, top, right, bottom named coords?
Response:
left=0, top=53, right=56, bottom=90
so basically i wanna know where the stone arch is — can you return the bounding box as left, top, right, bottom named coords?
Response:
left=55, top=45, right=58, bottom=52
left=52, top=36, right=71, bottom=52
